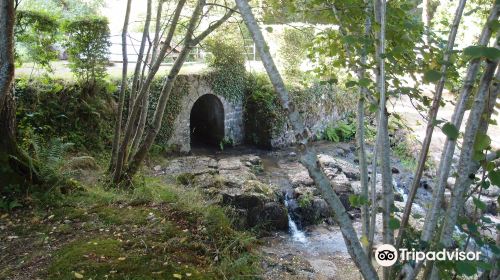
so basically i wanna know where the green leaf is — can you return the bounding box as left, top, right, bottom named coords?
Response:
left=455, top=261, right=477, bottom=276
left=473, top=197, right=486, bottom=210
left=389, top=217, right=400, bottom=230
left=442, top=122, right=459, bottom=140
left=345, top=81, right=357, bottom=88
left=358, top=78, right=371, bottom=87
left=463, top=46, right=500, bottom=60
left=474, top=133, right=491, bottom=151
left=265, top=26, right=273, bottom=33
left=423, top=70, right=442, bottom=83
left=488, top=170, right=500, bottom=186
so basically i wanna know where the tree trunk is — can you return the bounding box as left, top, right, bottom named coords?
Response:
left=124, top=3, right=235, bottom=180
left=112, top=0, right=187, bottom=183
left=0, top=0, right=38, bottom=188
left=429, top=59, right=499, bottom=280
left=395, top=0, right=466, bottom=250
left=235, top=0, right=379, bottom=279
left=420, top=2, right=499, bottom=245
left=109, top=0, right=132, bottom=172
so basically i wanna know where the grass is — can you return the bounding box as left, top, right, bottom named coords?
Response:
left=0, top=177, right=261, bottom=280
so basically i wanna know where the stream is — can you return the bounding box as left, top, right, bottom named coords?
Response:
left=164, top=140, right=496, bottom=279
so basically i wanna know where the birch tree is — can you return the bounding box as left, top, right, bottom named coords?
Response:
left=395, top=0, right=467, bottom=250
left=110, top=0, right=235, bottom=184
left=420, top=1, right=499, bottom=246
left=235, top=0, right=379, bottom=278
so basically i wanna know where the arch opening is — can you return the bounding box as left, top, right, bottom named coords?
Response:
left=190, top=94, right=224, bottom=148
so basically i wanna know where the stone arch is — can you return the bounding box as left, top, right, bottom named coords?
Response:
left=166, top=75, right=244, bottom=153
left=189, top=94, right=224, bottom=147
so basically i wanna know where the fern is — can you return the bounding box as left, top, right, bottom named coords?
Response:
left=21, top=127, right=74, bottom=184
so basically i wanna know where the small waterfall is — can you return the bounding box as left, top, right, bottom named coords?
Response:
left=284, top=193, right=308, bottom=243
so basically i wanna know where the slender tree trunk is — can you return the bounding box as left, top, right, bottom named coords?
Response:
left=235, top=0, right=379, bottom=279
left=110, top=0, right=132, bottom=172
left=331, top=1, right=372, bottom=250
left=429, top=59, right=499, bottom=280
left=420, top=2, right=499, bottom=245
left=112, top=0, right=186, bottom=183
left=422, top=0, right=430, bottom=45
left=124, top=4, right=236, bottom=180
left=395, top=0, right=466, bottom=250
left=152, top=0, right=164, bottom=62
left=129, top=0, right=153, bottom=157
left=357, top=0, right=372, bottom=253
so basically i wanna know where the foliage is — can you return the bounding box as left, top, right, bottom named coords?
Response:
left=62, top=17, right=110, bottom=91
left=279, top=27, right=314, bottom=82
left=205, top=26, right=247, bottom=104
left=244, top=74, right=287, bottom=148
left=14, top=10, right=59, bottom=70
left=323, top=119, right=356, bottom=143
left=19, top=0, right=104, bottom=20
left=25, top=178, right=260, bottom=279
left=15, top=77, right=116, bottom=153
left=19, top=127, right=74, bottom=185
left=148, top=75, right=188, bottom=147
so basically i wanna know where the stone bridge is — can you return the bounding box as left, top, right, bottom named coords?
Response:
left=166, top=75, right=244, bottom=153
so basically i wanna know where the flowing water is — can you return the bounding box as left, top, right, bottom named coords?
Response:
left=284, top=194, right=308, bottom=243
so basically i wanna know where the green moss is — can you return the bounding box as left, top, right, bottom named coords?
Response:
left=93, top=207, right=151, bottom=225
left=48, top=237, right=208, bottom=280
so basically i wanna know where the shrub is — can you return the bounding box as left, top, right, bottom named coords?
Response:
left=15, top=10, right=59, bottom=70
left=323, top=119, right=356, bottom=143
left=15, top=77, right=116, bottom=153
left=279, top=27, right=314, bottom=82
left=205, top=25, right=246, bottom=103
left=63, top=17, right=110, bottom=92
left=244, top=74, right=287, bottom=148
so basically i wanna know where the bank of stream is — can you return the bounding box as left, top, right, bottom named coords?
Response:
left=153, top=140, right=496, bottom=279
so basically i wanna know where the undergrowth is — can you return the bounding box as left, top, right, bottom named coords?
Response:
left=0, top=177, right=261, bottom=279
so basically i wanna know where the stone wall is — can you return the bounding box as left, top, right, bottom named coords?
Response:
left=166, top=75, right=244, bottom=153
left=269, top=100, right=346, bottom=148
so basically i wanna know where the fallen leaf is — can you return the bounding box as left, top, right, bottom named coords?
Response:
left=118, top=257, right=126, bottom=261
left=74, top=272, right=84, bottom=279
left=173, top=273, right=182, bottom=279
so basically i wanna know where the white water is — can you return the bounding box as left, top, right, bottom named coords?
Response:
left=284, top=194, right=308, bottom=243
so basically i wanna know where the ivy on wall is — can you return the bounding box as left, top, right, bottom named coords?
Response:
left=204, top=26, right=246, bottom=104
left=148, top=76, right=189, bottom=146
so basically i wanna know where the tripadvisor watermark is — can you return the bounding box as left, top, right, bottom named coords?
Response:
left=374, top=244, right=481, bottom=267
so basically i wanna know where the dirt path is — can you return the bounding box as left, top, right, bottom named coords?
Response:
left=390, top=91, right=500, bottom=164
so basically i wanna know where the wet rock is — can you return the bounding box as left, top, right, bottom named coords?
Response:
left=419, top=180, right=432, bottom=191
left=192, top=173, right=222, bottom=189
left=293, top=186, right=320, bottom=198
left=153, top=165, right=162, bottom=171
left=281, top=162, right=314, bottom=187
left=260, top=202, right=289, bottom=230
left=220, top=180, right=287, bottom=230
left=247, top=155, right=261, bottom=165
left=290, top=196, right=333, bottom=227
left=446, top=177, right=456, bottom=190
left=330, top=173, right=353, bottom=193
left=163, top=156, right=217, bottom=175
left=218, top=168, right=256, bottom=188
left=288, top=152, right=297, bottom=158
left=218, top=157, right=242, bottom=170
left=318, top=154, right=360, bottom=180
left=395, top=191, right=404, bottom=202
left=482, top=185, right=500, bottom=197
left=352, top=174, right=383, bottom=196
